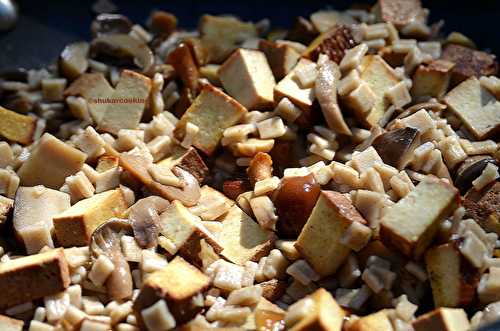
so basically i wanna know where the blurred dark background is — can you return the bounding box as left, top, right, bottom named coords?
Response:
left=1, top=0, right=500, bottom=70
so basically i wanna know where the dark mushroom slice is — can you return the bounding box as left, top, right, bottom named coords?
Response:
left=372, top=127, right=420, bottom=170
left=90, top=218, right=134, bottom=301
left=0, top=68, right=28, bottom=82
left=455, top=155, right=498, bottom=194
left=91, top=14, right=133, bottom=37
left=274, top=174, right=321, bottom=238
left=120, top=153, right=201, bottom=207
left=129, top=196, right=170, bottom=248
left=167, top=43, right=200, bottom=94
left=90, top=34, right=154, bottom=75
left=148, top=10, right=177, bottom=36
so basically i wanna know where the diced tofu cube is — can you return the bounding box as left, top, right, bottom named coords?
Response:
left=64, top=73, right=114, bottom=123
left=17, top=133, right=87, bottom=189
left=259, top=40, right=301, bottom=80
left=275, top=58, right=316, bottom=111
left=218, top=205, right=274, bottom=265
left=0, top=248, right=70, bottom=309
left=174, top=84, right=247, bottom=155
left=14, top=186, right=70, bottom=254
left=412, top=308, right=470, bottom=331
left=346, top=310, right=394, bottom=331
left=219, top=49, right=276, bottom=110
left=344, top=55, right=400, bottom=128
left=425, top=243, right=479, bottom=308
left=98, top=70, right=152, bottom=135
left=133, top=256, right=210, bottom=327
left=444, top=77, right=500, bottom=140
left=199, top=15, right=258, bottom=63
left=53, top=189, right=128, bottom=246
left=0, top=196, right=13, bottom=225
left=411, top=60, right=454, bottom=98
left=188, top=185, right=234, bottom=221
left=0, top=106, right=36, bottom=145
left=159, top=200, right=222, bottom=267
left=376, top=0, right=423, bottom=27
left=0, top=315, right=23, bottom=331
left=289, top=288, right=345, bottom=331
left=295, top=191, right=367, bottom=277
left=380, top=179, right=458, bottom=258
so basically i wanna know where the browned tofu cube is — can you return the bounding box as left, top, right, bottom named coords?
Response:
left=303, top=25, right=357, bottom=63
left=159, top=200, right=223, bottom=267
left=0, top=196, right=13, bottom=226
left=380, top=179, right=458, bottom=259
left=259, top=40, right=301, bottom=80
left=53, top=189, right=128, bottom=246
left=344, top=55, right=400, bottom=128
left=411, top=60, right=455, bottom=99
left=464, top=181, right=500, bottom=234
left=426, top=243, right=479, bottom=308
left=346, top=310, right=394, bottom=331
left=0, top=315, right=24, bottom=331
left=218, top=205, right=274, bottom=265
left=444, top=77, right=500, bottom=140
left=188, top=185, right=234, bottom=221
left=412, top=308, right=470, bottom=331
left=97, top=70, right=152, bottom=135
left=156, top=146, right=209, bottom=183
left=14, top=186, right=70, bottom=254
left=133, top=256, right=210, bottom=326
left=174, top=84, right=247, bottom=155
left=372, top=127, right=420, bottom=170
left=59, top=42, right=89, bottom=80
left=441, top=44, right=498, bottom=86
left=0, top=248, right=70, bottom=309
left=259, top=279, right=287, bottom=302
left=64, top=72, right=114, bottom=122
left=219, top=48, right=276, bottom=110
left=295, top=191, right=368, bottom=277
left=289, top=288, right=345, bottom=331
left=199, top=15, right=258, bottom=63
left=17, top=133, right=87, bottom=189
left=96, top=155, right=120, bottom=172
left=375, top=0, right=423, bottom=27
left=274, top=58, right=316, bottom=111
left=0, top=106, right=36, bottom=145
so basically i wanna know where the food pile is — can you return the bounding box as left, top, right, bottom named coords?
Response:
left=1, top=0, right=500, bottom=330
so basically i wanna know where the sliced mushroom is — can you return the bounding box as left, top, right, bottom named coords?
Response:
left=315, top=58, right=352, bottom=136
left=455, top=156, right=498, bottom=194
left=90, top=34, right=154, bottom=74
left=90, top=218, right=133, bottom=301
left=91, top=14, right=133, bottom=37
left=120, top=153, right=201, bottom=207
left=396, top=101, right=447, bottom=120
left=129, top=196, right=170, bottom=248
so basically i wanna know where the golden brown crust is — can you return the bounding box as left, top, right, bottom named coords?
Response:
left=0, top=106, right=36, bottom=145
left=247, top=152, right=273, bottom=186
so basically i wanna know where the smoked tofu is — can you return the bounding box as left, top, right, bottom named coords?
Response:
left=218, top=205, right=274, bottom=265
left=14, top=186, right=70, bottom=254
left=133, top=256, right=210, bottom=326
left=174, top=84, right=247, bottom=155
left=302, top=25, right=357, bottom=63
left=0, top=196, right=13, bottom=225
left=295, top=191, right=368, bottom=277
left=218, top=49, right=276, bottom=110
left=464, top=181, right=500, bottom=234
left=156, top=146, right=209, bottom=183
left=188, top=185, right=234, bottom=221
left=97, top=70, right=152, bottom=135
left=412, top=308, right=470, bottom=331
left=380, top=179, right=458, bottom=259
left=0, top=315, right=24, bottom=331
left=425, top=243, right=479, bottom=308
left=347, top=310, right=394, bottom=331
left=375, top=0, right=423, bottom=27
left=274, top=58, right=316, bottom=111
left=259, top=40, right=301, bottom=80
left=159, top=200, right=223, bottom=267
left=444, top=77, right=500, bottom=140
left=289, top=288, right=345, bottom=331
left=17, top=133, right=87, bottom=189
left=53, top=189, right=128, bottom=246
left=0, top=106, right=36, bottom=145
left=0, top=248, right=70, bottom=309
left=411, top=60, right=454, bottom=99
left=64, top=72, right=114, bottom=122
left=344, top=55, right=400, bottom=128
